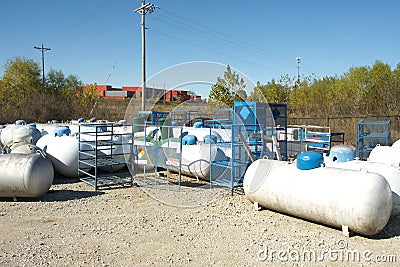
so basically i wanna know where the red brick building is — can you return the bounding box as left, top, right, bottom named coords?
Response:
left=85, top=84, right=201, bottom=102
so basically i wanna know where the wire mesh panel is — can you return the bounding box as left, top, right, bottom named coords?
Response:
left=269, top=103, right=288, bottom=160
left=170, top=110, right=202, bottom=126
left=233, top=102, right=286, bottom=160
left=210, top=125, right=249, bottom=195
left=213, top=109, right=233, bottom=127
left=357, top=120, right=391, bottom=160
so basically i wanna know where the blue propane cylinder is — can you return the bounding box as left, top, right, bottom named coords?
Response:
left=15, top=120, right=26, bottom=125
left=54, top=126, right=71, bottom=136
left=94, top=124, right=108, bottom=132
left=182, top=135, right=197, bottom=145
left=203, top=135, right=218, bottom=144
left=193, top=122, right=203, bottom=128
left=329, top=145, right=356, bottom=162
left=114, top=120, right=127, bottom=126
left=297, top=151, right=324, bottom=170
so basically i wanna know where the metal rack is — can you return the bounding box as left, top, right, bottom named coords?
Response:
left=210, top=124, right=263, bottom=195
left=212, top=109, right=233, bottom=127
left=138, top=110, right=169, bottom=125
left=287, top=125, right=331, bottom=157
left=131, top=123, right=183, bottom=191
left=356, top=120, right=390, bottom=160
left=170, top=110, right=202, bottom=126
left=269, top=103, right=288, bottom=160
left=78, top=123, right=134, bottom=190
left=210, top=102, right=287, bottom=195
left=232, top=102, right=286, bottom=160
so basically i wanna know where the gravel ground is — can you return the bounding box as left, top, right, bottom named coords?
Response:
left=1, top=173, right=399, bottom=267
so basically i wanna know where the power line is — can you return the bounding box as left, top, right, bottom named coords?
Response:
left=149, top=9, right=326, bottom=76
left=54, top=0, right=120, bottom=42
left=149, top=28, right=281, bottom=74
left=154, top=9, right=293, bottom=66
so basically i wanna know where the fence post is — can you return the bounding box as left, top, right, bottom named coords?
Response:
left=326, top=115, right=330, bottom=128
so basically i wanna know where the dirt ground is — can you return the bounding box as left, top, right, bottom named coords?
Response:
left=1, top=173, right=399, bottom=267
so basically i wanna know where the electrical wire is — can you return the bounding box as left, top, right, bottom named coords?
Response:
left=148, top=7, right=325, bottom=75
left=149, top=27, right=282, bottom=74
left=153, top=9, right=293, bottom=66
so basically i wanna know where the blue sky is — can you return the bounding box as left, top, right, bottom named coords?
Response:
left=1, top=0, right=399, bottom=97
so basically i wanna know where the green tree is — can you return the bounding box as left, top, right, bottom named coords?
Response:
left=47, top=69, right=65, bottom=94
left=208, top=65, right=246, bottom=107
left=1, top=57, right=41, bottom=104
left=248, top=79, right=287, bottom=103
left=76, top=83, right=98, bottom=107
left=0, top=57, right=90, bottom=122
left=0, top=57, right=42, bottom=122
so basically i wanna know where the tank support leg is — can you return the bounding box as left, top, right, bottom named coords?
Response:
left=254, top=201, right=261, bottom=211
left=342, top=225, right=350, bottom=237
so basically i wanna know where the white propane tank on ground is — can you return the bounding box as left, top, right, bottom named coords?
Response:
left=243, top=158, right=392, bottom=236
left=1, top=124, right=31, bottom=147
left=93, top=134, right=128, bottom=172
left=79, top=127, right=128, bottom=173
left=36, top=134, right=92, bottom=178
left=391, top=139, right=400, bottom=148
left=0, top=152, right=54, bottom=198
left=368, top=145, right=400, bottom=167
left=325, top=157, right=400, bottom=218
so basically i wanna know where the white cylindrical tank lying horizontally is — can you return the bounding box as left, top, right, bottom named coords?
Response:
left=90, top=134, right=129, bottom=172
left=36, top=134, right=92, bottom=178
left=0, top=124, right=42, bottom=146
left=243, top=159, right=392, bottom=236
left=1, top=124, right=30, bottom=146
left=325, top=158, right=400, bottom=218
left=79, top=129, right=129, bottom=173
left=368, top=145, right=400, bottom=167
left=391, top=139, right=400, bottom=148
left=159, top=138, right=228, bottom=180
left=36, top=122, right=80, bottom=137
left=0, top=152, right=54, bottom=198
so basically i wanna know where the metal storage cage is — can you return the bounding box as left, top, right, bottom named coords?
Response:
left=356, top=120, right=391, bottom=160
left=209, top=124, right=264, bottom=195
left=209, top=102, right=287, bottom=195
left=131, top=122, right=183, bottom=191
left=212, top=109, right=233, bottom=127
left=170, top=110, right=202, bottom=126
left=138, top=110, right=169, bottom=126
left=269, top=103, right=288, bottom=161
left=232, top=102, right=287, bottom=160
left=78, top=123, right=134, bottom=190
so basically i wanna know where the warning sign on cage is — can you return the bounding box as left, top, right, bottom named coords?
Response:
left=166, top=158, right=179, bottom=167
left=137, top=147, right=145, bottom=159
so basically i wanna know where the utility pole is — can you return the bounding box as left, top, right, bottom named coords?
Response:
left=296, top=57, right=301, bottom=87
left=34, top=44, right=51, bottom=89
left=134, top=0, right=157, bottom=111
